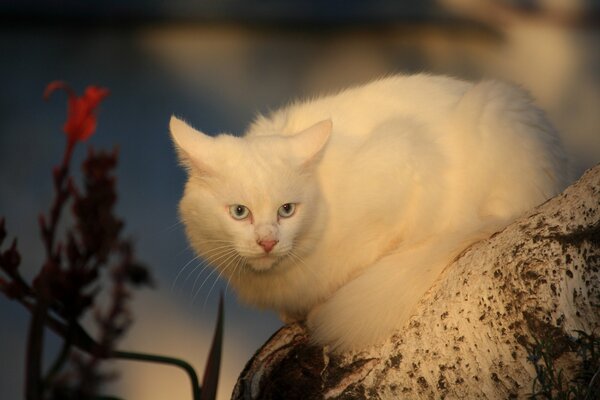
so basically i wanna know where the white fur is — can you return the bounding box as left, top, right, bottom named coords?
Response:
left=171, top=74, right=568, bottom=350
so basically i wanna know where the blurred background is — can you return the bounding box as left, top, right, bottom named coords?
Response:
left=1, top=1, right=599, bottom=399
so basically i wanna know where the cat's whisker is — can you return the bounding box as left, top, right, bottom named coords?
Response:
left=287, top=251, right=304, bottom=268
left=187, top=259, right=212, bottom=291
left=189, top=248, right=238, bottom=295
left=236, top=257, right=246, bottom=286
left=197, top=243, right=237, bottom=256
left=193, top=250, right=239, bottom=306
left=288, top=240, right=313, bottom=270
left=189, top=247, right=237, bottom=289
left=225, top=255, right=246, bottom=298
left=175, top=243, right=193, bottom=257
left=197, top=239, right=238, bottom=244
left=185, top=249, right=236, bottom=305
left=184, top=245, right=235, bottom=286
left=205, top=253, right=239, bottom=298
left=288, top=249, right=319, bottom=281
left=183, top=244, right=235, bottom=273
left=171, top=254, right=201, bottom=293
left=203, top=252, right=243, bottom=308
left=163, top=220, right=183, bottom=233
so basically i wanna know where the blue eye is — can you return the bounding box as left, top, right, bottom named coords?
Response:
left=229, top=204, right=250, bottom=220
left=278, top=203, right=296, bottom=218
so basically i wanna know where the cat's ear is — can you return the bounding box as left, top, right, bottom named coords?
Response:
left=289, top=119, right=332, bottom=169
left=169, top=115, right=215, bottom=175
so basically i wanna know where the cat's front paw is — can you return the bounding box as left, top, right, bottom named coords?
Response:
left=306, top=293, right=393, bottom=352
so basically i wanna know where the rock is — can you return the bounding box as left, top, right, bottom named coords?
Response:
left=233, top=165, right=600, bottom=399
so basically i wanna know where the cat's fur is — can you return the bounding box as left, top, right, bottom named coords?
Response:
left=171, top=74, right=568, bottom=350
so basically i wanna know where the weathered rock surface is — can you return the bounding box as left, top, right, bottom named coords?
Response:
left=233, top=165, right=600, bottom=400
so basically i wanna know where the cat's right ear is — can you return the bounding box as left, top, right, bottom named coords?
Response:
left=169, top=115, right=215, bottom=175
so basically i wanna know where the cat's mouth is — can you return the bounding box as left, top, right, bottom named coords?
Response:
left=246, top=253, right=285, bottom=272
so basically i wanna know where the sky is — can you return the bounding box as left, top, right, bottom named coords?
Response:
left=0, top=2, right=599, bottom=399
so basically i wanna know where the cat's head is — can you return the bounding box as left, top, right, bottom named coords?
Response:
left=170, top=116, right=331, bottom=273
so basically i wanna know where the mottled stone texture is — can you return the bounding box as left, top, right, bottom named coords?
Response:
left=233, top=165, right=600, bottom=400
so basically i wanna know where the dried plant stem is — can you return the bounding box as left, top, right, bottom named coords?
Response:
left=41, top=162, right=70, bottom=257
left=25, top=301, right=48, bottom=400
left=43, top=326, right=73, bottom=385
left=26, top=147, right=72, bottom=400
left=112, top=351, right=201, bottom=400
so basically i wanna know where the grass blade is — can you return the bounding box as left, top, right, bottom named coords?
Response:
left=200, top=292, right=224, bottom=400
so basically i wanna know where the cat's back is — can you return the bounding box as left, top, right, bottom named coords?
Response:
left=246, top=74, right=472, bottom=139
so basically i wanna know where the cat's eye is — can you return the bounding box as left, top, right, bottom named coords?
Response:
left=229, top=204, right=250, bottom=220
left=278, top=203, right=296, bottom=218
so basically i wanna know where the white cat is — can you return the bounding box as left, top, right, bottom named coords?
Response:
left=170, top=74, right=568, bottom=351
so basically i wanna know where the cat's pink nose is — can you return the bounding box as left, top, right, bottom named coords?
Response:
left=258, top=239, right=278, bottom=253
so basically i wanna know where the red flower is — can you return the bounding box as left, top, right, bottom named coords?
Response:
left=44, top=81, right=110, bottom=146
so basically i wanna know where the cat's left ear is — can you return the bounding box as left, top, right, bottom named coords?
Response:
left=289, top=119, right=332, bottom=169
